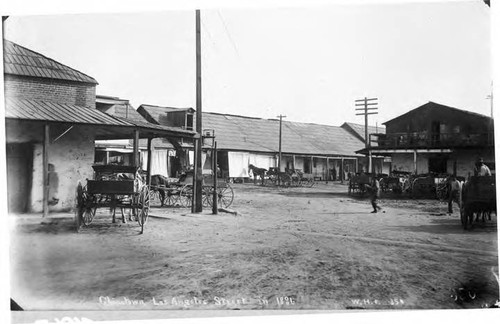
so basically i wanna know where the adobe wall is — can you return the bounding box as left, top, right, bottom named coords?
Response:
left=6, top=122, right=95, bottom=212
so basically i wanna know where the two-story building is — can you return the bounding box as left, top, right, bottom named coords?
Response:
left=360, top=102, right=495, bottom=178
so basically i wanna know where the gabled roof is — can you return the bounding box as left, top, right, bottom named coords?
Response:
left=384, top=101, right=492, bottom=125
left=137, top=104, right=195, bottom=125
left=3, top=39, right=98, bottom=84
left=96, top=95, right=146, bottom=123
left=202, top=113, right=364, bottom=156
left=136, top=106, right=364, bottom=156
left=341, top=122, right=385, bottom=142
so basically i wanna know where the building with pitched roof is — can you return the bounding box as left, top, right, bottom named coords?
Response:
left=360, top=101, right=495, bottom=177
left=3, top=40, right=196, bottom=214
left=135, top=105, right=373, bottom=181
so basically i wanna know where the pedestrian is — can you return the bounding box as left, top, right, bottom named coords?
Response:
left=366, top=177, right=382, bottom=213
left=474, top=158, right=491, bottom=176
left=447, top=175, right=461, bottom=214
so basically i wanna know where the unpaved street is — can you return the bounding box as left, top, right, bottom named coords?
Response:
left=9, top=182, right=499, bottom=311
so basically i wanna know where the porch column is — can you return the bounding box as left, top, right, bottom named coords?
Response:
left=43, top=124, right=50, bottom=217
left=311, top=156, right=314, bottom=178
left=413, top=150, right=417, bottom=174
left=340, top=157, right=344, bottom=183
left=133, top=130, right=140, bottom=168
left=326, top=157, right=330, bottom=183
left=146, top=138, right=153, bottom=186
left=369, top=150, right=373, bottom=174
left=293, top=155, right=296, bottom=170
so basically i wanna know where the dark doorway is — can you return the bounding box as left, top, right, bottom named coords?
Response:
left=429, top=155, right=448, bottom=174
left=304, top=158, right=311, bottom=173
left=6, top=143, right=33, bottom=213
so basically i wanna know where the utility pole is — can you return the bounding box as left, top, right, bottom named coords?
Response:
left=277, top=114, right=286, bottom=185
left=193, top=9, right=203, bottom=212
left=487, top=83, right=493, bottom=118
left=355, top=97, right=378, bottom=173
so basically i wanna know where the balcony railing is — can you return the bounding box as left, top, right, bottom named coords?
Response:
left=369, top=132, right=494, bottom=149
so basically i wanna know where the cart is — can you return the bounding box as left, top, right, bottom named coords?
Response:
left=460, top=176, right=496, bottom=230
left=149, top=174, right=183, bottom=207
left=348, top=173, right=371, bottom=195
left=176, top=173, right=234, bottom=209
left=75, top=164, right=150, bottom=234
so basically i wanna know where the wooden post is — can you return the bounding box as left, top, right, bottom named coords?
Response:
left=277, top=114, right=286, bottom=186
left=43, top=124, right=49, bottom=217
left=194, top=9, right=203, bottom=212
left=413, top=150, right=418, bottom=174
left=212, top=142, right=218, bottom=214
left=340, top=157, right=344, bottom=183
left=369, top=150, right=373, bottom=174
left=133, top=130, right=139, bottom=168
left=146, top=138, right=153, bottom=186
left=311, top=156, right=314, bottom=178
left=326, top=157, right=330, bottom=183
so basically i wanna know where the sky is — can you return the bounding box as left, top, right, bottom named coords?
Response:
left=1, top=0, right=494, bottom=127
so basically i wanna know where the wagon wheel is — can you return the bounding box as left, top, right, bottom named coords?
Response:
left=207, top=184, right=234, bottom=208
left=81, top=199, right=97, bottom=226
left=179, top=185, right=193, bottom=208
left=202, top=186, right=212, bottom=207
left=280, top=174, right=291, bottom=187
left=306, top=178, right=315, bottom=188
left=136, top=185, right=150, bottom=228
left=75, top=183, right=97, bottom=231
left=164, top=189, right=180, bottom=207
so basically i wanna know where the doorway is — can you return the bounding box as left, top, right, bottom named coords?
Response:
left=6, top=143, right=33, bottom=213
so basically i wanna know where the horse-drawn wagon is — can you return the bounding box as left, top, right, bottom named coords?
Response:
left=460, top=176, right=496, bottom=230
left=149, top=171, right=234, bottom=209
left=75, top=164, right=150, bottom=234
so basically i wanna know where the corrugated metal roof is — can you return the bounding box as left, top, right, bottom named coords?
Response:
left=136, top=105, right=364, bottom=156
left=5, top=97, right=128, bottom=126
left=3, top=39, right=98, bottom=84
left=5, top=98, right=197, bottom=140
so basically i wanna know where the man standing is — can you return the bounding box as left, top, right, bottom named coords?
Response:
left=474, top=158, right=491, bottom=176
left=447, top=175, right=461, bottom=214
left=366, top=177, right=382, bottom=213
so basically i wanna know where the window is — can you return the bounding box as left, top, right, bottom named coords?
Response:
left=186, top=114, right=194, bottom=131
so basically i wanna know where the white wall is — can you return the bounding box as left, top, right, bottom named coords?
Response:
left=391, top=153, right=428, bottom=174
left=6, top=122, right=95, bottom=213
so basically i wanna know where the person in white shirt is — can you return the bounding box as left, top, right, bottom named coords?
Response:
left=474, top=158, right=491, bottom=176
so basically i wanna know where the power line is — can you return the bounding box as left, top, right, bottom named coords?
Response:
left=217, top=10, right=240, bottom=58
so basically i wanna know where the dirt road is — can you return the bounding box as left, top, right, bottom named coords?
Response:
left=9, top=182, right=499, bottom=311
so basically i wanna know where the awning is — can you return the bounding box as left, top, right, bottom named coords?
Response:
left=5, top=97, right=198, bottom=140
left=357, top=147, right=453, bottom=155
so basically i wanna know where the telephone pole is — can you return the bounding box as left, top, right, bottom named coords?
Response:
left=193, top=9, right=203, bottom=212
left=277, top=114, right=286, bottom=185
left=355, top=97, right=378, bottom=173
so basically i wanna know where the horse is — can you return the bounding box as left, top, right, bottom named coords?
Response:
left=248, top=164, right=267, bottom=185
left=151, top=174, right=169, bottom=206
